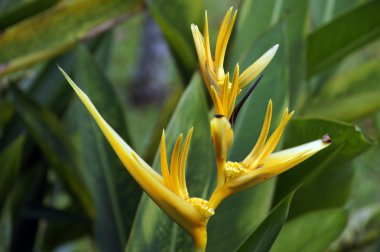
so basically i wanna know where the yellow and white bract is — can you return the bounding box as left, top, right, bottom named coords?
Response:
left=191, top=7, right=278, bottom=118
left=208, top=100, right=331, bottom=208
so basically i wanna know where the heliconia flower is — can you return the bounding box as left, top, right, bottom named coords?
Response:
left=191, top=7, right=279, bottom=118
left=59, top=7, right=332, bottom=251
left=59, top=67, right=212, bottom=250
left=208, top=100, right=332, bottom=209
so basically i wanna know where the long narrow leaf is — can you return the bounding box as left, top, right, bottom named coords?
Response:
left=307, top=0, right=380, bottom=76
left=74, top=46, right=138, bottom=252
left=0, top=0, right=142, bottom=76
left=237, top=192, right=294, bottom=252
left=9, top=86, right=94, bottom=219
left=274, top=118, right=371, bottom=219
left=0, top=135, right=24, bottom=213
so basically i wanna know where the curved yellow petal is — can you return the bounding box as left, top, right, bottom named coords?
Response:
left=170, top=134, right=183, bottom=197
left=242, top=100, right=272, bottom=166
left=239, top=44, right=279, bottom=88
left=249, top=109, right=293, bottom=169
left=227, top=64, right=240, bottom=118
left=160, top=131, right=174, bottom=191
left=60, top=67, right=204, bottom=232
left=227, top=137, right=331, bottom=192
left=210, top=85, right=224, bottom=115
left=215, top=8, right=237, bottom=80
left=179, top=128, right=193, bottom=199
left=263, top=137, right=332, bottom=169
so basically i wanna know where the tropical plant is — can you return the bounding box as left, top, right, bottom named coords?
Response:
left=0, top=0, right=379, bottom=251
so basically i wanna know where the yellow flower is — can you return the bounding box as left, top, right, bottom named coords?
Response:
left=60, top=7, right=332, bottom=252
left=191, top=7, right=278, bottom=118
left=208, top=100, right=332, bottom=209
left=59, top=67, right=211, bottom=250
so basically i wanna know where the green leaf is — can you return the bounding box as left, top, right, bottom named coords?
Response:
left=0, top=0, right=23, bottom=13
left=147, top=0, right=203, bottom=79
left=230, top=0, right=309, bottom=109
left=0, top=135, right=24, bottom=213
left=28, top=52, right=74, bottom=112
left=0, top=204, right=11, bottom=251
left=126, top=73, right=213, bottom=251
left=9, top=85, right=94, bottom=219
left=206, top=23, right=288, bottom=252
left=274, top=118, right=371, bottom=218
left=0, top=101, right=14, bottom=138
left=229, top=0, right=278, bottom=66
left=0, top=165, right=45, bottom=251
left=280, top=0, right=309, bottom=109
left=310, top=0, right=363, bottom=27
left=0, top=0, right=59, bottom=30
left=307, top=0, right=380, bottom=76
left=237, top=192, right=294, bottom=252
left=0, top=0, right=142, bottom=76
left=303, top=59, right=380, bottom=121
left=271, top=209, right=348, bottom=252
left=41, top=218, right=88, bottom=251
left=73, top=46, right=138, bottom=252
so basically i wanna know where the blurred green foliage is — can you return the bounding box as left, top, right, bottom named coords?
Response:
left=0, top=0, right=380, bottom=251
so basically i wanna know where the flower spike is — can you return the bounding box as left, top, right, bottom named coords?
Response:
left=191, top=8, right=278, bottom=119
left=59, top=7, right=333, bottom=252
left=209, top=100, right=331, bottom=208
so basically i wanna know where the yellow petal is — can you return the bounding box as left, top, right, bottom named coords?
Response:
left=221, top=73, right=230, bottom=110
left=242, top=100, right=272, bottom=167
left=215, top=8, right=237, bottom=80
left=179, top=128, right=193, bottom=199
left=59, top=67, right=204, bottom=232
left=264, top=138, right=331, bottom=169
left=228, top=137, right=331, bottom=192
left=249, top=109, right=293, bottom=169
left=160, top=131, right=174, bottom=191
left=170, top=134, right=184, bottom=197
left=210, top=85, right=224, bottom=115
left=210, top=116, right=234, bottom=187
left=239, top=44, right=279, bottom=88
left=227, top=64, right=240, bottom=117
left=191, top=25, right=210, bottom=89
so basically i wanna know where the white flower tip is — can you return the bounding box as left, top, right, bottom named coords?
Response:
left=322, top=134, right=332, bottom=144
left=267, top=44, right=279, bottom=58
left=191, top=24, right=198, bottom=31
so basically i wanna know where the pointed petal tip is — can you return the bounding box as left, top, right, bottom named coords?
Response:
left=322, top=134, right=332, bottom=144
left=268, top=99, right=273, bottom=109
left=266, top=44, right=279, bottom=58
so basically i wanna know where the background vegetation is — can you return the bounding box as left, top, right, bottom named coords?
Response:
left=0, top=0, right=380, bottom=251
